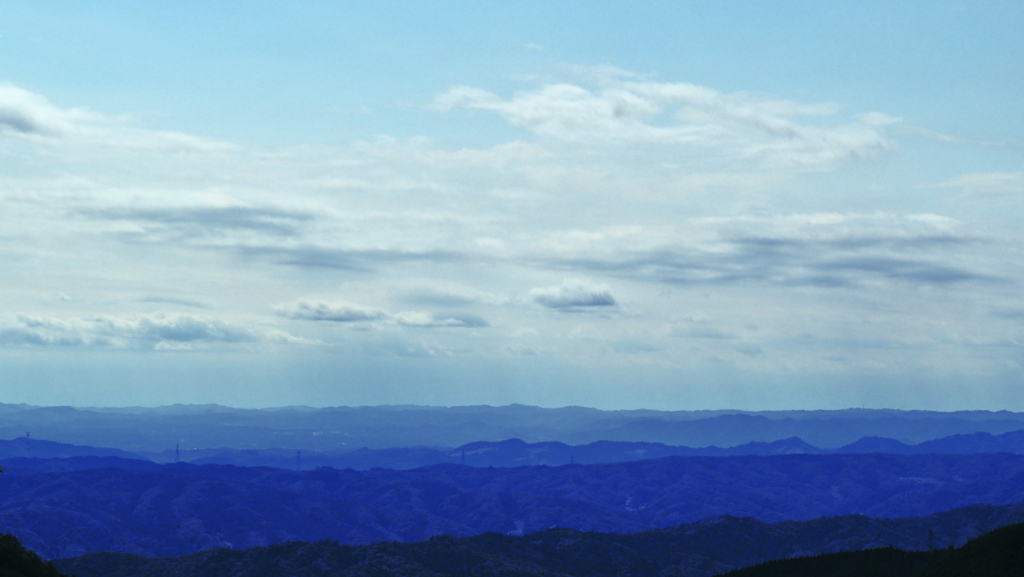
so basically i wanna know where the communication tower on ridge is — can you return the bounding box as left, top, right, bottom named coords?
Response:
left=296, top=450, right=301, bottom=472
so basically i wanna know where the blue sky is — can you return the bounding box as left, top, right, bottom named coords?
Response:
left=1, top=1, right=1022, bottom=410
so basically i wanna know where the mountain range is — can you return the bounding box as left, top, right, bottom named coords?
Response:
left=3, top=453, right=1024, bottom=558
left=5, top=429, right=1024, bottom=471
left=3, top=404, right=1024, bottom=454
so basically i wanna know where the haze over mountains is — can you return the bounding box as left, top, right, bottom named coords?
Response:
left=5, top=430, right=1024, bottom=472
left=3, top=403, right=1024, bottom=458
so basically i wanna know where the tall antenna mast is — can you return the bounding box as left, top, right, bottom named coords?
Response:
left=296, top=450, right=301, bottom=472
left=175, top=444, right=180, bottom=463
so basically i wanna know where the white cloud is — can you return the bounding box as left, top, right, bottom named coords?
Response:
left=435, top=72, right=895, bottom=169
left=0, top=84, right=82, bottom=136
left=276, top=300, right=489, bottom=329
left=0, top=70, right=1018, bottom=403
left=275, top=301, right=388, bottom=323
left=0, top=83, right=235, bottom=152
left=531, top=280, right=618, bottom=310
left=940, top=171, right=1024, bottom=199
left=393, top=311, right=488, bottom=328
left=529, top=213, right=988, bottom=290
left=0, top=314, right=282, bottom=350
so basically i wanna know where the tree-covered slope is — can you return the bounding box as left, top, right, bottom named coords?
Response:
left=915, top=521, right=1024, bottom=577
left=5, top=454, right=1024, bottom=558
left=51, top=516, right=1024, bottom=577
left=0, top=534, right=66, bottom=577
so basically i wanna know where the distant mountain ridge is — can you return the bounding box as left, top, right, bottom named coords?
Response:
left=2, top=403, right=1023, bottom=454
left=0, top=437, right=145, bottom=461
left=5, top=429, right=1024, bottom=470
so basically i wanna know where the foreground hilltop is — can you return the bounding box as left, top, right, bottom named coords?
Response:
left=53, top=516, right=1024, bottom=577
left=0, top=534, right=65, bottom=577
left=723, top=520, right=1024, bottom=577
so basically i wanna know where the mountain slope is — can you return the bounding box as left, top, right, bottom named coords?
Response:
left=4, top=454, right=1024, bottom=558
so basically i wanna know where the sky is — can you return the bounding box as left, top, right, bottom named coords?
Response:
left=0, top=1, right=1022, bottom=410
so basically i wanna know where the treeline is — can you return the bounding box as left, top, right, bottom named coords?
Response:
left=723, top=520, right=1024, bottom=577
left=51, top=520, right=1024, bottom=577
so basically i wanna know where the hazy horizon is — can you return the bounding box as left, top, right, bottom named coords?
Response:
left=1, top=2, right=1022, bottom=411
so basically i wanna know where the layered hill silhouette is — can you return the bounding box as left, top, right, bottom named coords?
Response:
left=50, top=513, right=1024, bottom=577
left=182, top=430, right=1024, bottom=469
left=5, top=429, right=1024, bottom=470
left=3, top=454, right=1024, bottom=558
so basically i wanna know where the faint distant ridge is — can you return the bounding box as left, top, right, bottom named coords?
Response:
left=2, top=403, right=1024, bottom=455
left=153, top=429, right=1024, bottom=470
left=5, top=428, right=1024, bottom=471
left=0, top=437, right=144, bottom=460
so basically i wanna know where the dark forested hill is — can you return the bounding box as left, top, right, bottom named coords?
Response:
left=0, top=534, right=66, bottom=577
left=915, top=521, right=1024, bottom=577
left=50, top=516, right=1024, bottom=577
left=720, top=521, right=1024, bottom=577
left=3, top=453, right=1024, bottom=558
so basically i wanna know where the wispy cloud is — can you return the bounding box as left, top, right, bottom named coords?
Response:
left=79, top=204, right=316, bottom=241
left=0, top=314, right=293, bottom=350
left=276, top=300, right=489, bottom=329
left=435, top=69, right=896, bottom=169
left=533, top=213, right=992, bottom=290
left=0, top=83, right=235, bottom=152
left=393, top=311, right=489, bottom=328
left=275, top=301, right=388, bottom=323
left=939, top=171, right=1024, bottom=200
left=0, top=84, right=82, bottom=136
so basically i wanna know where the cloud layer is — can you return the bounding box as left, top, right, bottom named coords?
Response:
left=0, top=314, right=264, bottom=350
left=0, top=56, right=1020, bottom=409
